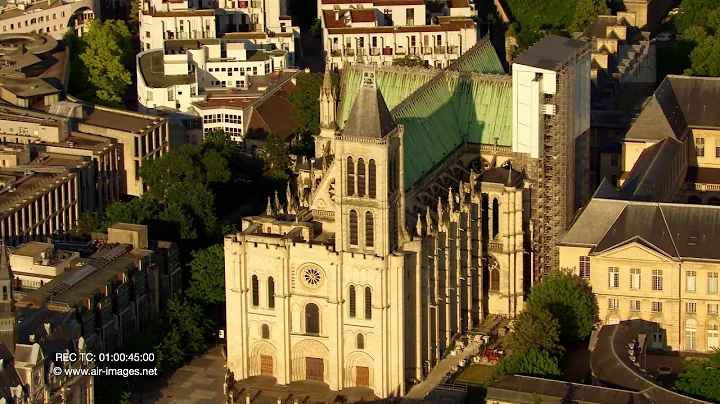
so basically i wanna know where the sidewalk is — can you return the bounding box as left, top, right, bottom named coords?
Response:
left=400, top=343, right=479, bottom=402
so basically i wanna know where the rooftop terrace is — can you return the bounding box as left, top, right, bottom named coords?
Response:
left=139, top=49, right=196, bottom=88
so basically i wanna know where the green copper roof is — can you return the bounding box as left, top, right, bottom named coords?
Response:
left=447, top=37, right=506, bottom=74
left=338, top=38, right=512, bottom=189
left=338, top=68, right=436, bottom=127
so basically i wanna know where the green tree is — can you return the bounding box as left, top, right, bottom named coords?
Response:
left=688, top=34, right=720, bottom=76
left=392, top=55, right=430, bottom=68
left=288, top=72, right=340, bottom=136
left=103, top=197, right=162, bottom=231
left=79, top=20, right=133, bottom=106
left=187, top=244, right=226, bottom=305
left=261, top=132, right=290, bottom=179
left=675, top=0, right=720, bottom=34
left=154, top=298, right=211, bottom=369
left=139, top=144, right=206, bottom=198
left=161, top=182, right=218, bottom=240
left=129, top=0, right=140, bottom=35
left=490, top=349, right=563, bottom=381
left=309, top=19, right=322, bottom=37
left=527, top=270, right=599, bottom=344
left=118, top=392, right=132, bottom=404
left=570, top=0, right=610, bottom=33
left=675, top=349, right=720, bottom=402
left=506, top=308, right=563, bottom=356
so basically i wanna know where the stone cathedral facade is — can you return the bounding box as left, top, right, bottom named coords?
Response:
left=225, top=36, right=590, bottom=398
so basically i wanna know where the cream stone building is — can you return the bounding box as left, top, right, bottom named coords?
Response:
left=0, top=0, right=98, bottom=39
left=225, top=36, right=592, bottom=397
left=559, top=75, right=720, bottom=353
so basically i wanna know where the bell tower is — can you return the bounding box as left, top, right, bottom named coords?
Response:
left=335, top=70, right=404, bottom=256
left=316, top=60, right=337, bottom=156
left=0, top=241, right=17, bottom=354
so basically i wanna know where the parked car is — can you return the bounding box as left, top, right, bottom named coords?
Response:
left=652, top=31, right=676, bottom=42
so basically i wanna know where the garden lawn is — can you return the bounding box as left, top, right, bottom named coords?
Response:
left=452, top=364, right=495, bottom=402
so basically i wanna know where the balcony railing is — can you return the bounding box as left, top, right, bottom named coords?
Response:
left=409, top=47, right=419, bottom=55
left=331, top=49, right=342, bottom=57
left=488, top=242, right=503, bottom=252
left=448, top=45, right=459, bottom=54
left=422, top=46, right=433, bottom=55
left=370, top=47, right=381, bottom=56
left=250, top=0, right=260, bottom=7
left=345, top=48, right=355, bottom=56
left=382, top=47, right=393, bottom=56
left=396, top=48, right=406, bottom=55
left=434, top=46, right=446, bottom=54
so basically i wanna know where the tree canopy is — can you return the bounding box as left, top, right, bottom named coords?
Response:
left=261, top=132, right=291, bottom=180
left=287, top=72, right=340, bottom=137
left=526, top=269, right=599, bottom=344
left=505, top=308, right=564, bottom=357
left=78, top=20, right=133, bottom=106
left=490, top=348, right=564, bottom=381
left=670, top=0, right=720, bottom=77
left=675, top=349, right=720, bottom=402
left=570, top=0, right=610, bottom=33
left=392, top=55, right=430, bottom=68
left=154, top=298, right=211, bottom=370
left=187, top=244, right=226, bottom=305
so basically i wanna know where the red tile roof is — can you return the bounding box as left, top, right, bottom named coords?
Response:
left=321, top=0, right=423, bottom=4
left=245, top=94, right=297, bottom=141
left=194, top=97, right=255, bottom=109
left=221, top=32, right=268, bottom=40
left=279, top=15, right=292, bottom=20
left=447, top=0, right=469, bottom=7
left=150, top=10, right=215, bottom=17
left=351, top=9, right=377, bottom=22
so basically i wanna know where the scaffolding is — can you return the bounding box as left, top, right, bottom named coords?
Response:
left=533, top=41, right=592, bottom=277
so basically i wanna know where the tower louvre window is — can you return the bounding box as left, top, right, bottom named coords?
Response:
left=365, top=211, right=374, bottom=247
left=368, top=159, right=376, bottom=198
left=347, top=156, right=355, bottom=196
left=364, top=287, right=372, bottom=319
left=251, top=275, right=259, bottom=307
left=492, top=198, right=499, bottom=238
left=349, top=210, right=359, bottom=245
left=267, top=277, right=275, bottom=309
left=349, top=285, right=357, bottom=317
left=357, top=158, right=366, bottom=197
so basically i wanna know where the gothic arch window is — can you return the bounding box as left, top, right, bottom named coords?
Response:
left=305, top=303, right=320, bottom=334
left=368, top=159, right=376, bottom=198
left=251, top=275, right=259, bottom=307
left=357, top=333, right=365, bottom=349
left=267, top=277, right=275, bottom=309
left=357, top=158, right=366, bottom=197
left=349, top=285, right=357, bottom=318
left=364, top=287, right=372, bottom=320
left=261, top=324, right=270, bottom=339
left=492, top=198, right=499, bottom=239
left=489, top=258, right=500, bottom=291
left=349, top=210, right=359, bottom=246
left=347, top=156, right=355, bottom=196
left=365, top=211, right=374, bottom=248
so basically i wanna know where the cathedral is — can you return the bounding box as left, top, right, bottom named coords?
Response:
left=224, top=36, right=592, bottom=397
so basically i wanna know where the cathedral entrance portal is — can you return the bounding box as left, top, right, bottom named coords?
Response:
left=356, top=366, right=370, bottom=387
left=260, top=355, right=273, bottom=376
left=306, top=357, right=324, bottom=381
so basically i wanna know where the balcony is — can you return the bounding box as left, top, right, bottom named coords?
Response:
left=370, top=47, right=381, bottom=56
left=331, top=49, right=342, bottom=57
left=448, top=46, right=459, bottom=54
left=345, top=48, right=355, bottom=56
left=434, top=46, right=446, bottom=54
left=382, top=47, right=393, bottom=56
left=250, top=0, right=260, bottom=7
left=238, top=0, right=247, bottom=7
left=396, top=47, right=406, bottom=55
left=422, top=47, right=433, bottom=55
left=408, top=47, right=419, bottom=55
left=488, top=242, right=503, bottom=253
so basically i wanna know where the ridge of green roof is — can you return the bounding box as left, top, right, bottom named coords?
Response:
left=447, top=37, right=506, bottom=74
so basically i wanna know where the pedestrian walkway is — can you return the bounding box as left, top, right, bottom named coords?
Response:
left=400, top=343, right=479, bottom=403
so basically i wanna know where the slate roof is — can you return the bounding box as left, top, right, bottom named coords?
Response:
left=513, top=35, right=588, bottom=71
left=666, top=75, right=720, bottom=128
left=342, top=71, right=396, bottom=139
left=624, top=78, right=688, bottom=142
left=608, top=137, right=682, bottom=201
left=560, top=199, right=720, bottom=261
left=685, top=167, right=720, bottom=185
left=338, top=37, right=510, bottom=188
left=245, top=92, right=297, bottom=141
left=478, top=167, right=524, bottom=188
left=0, top=343, right=22, bottom=403
left=487, top=375, right=646, bottom=404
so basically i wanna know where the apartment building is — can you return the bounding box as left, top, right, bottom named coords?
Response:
left=137, top=38, right=290, bottom=118
left=8, top=241, right=78, bottom=290
left=559, top=75, right=720, bottom=353
left=17, top=223, right=168, bottom=352
left=138, top=0, right=299, bottom=58
left=0, top=0, right=98, bottom=39
left=319, top=0, right=478, bottom=68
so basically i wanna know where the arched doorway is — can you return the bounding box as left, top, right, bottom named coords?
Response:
left=291, top=339, right=330, bottom=383
left=688, top=195, right=702, bottom=204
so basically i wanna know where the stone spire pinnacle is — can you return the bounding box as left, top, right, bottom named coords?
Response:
left=322, top=58, right=333, bottom=96
left=319, top=59, right=337, bottom=130
left=0, top=241, right=10, bottom=281
left=274, top=191, right=281, bottom=217
left=426, top=206, right=434, bottom=234
left=416, top=213, right=423, bottom=238
left=437, top=196, right=444, bottom=222
left=448, top=187, right=455, bottom=214
left=266, top=197, right=273, bottom=217
left=286, top=182, right=293, bottom=208
left=507, top=161, right=513, bottom=186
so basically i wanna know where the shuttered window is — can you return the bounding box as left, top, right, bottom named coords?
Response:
left=349, top=285, right=356, bottom=318
left=365, top=211, right=374, bottom=247
left=364, top=287, right=372, bottom=320
left=368, top=159, right=376, bottom=198
left=349, top=210, right=359, bottom=245
left=347, top=156, right=355, bottom=196
left=357, top=158, right=366, bottom=197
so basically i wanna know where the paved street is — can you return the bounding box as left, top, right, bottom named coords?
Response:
left=400, top=343, right=479, bottom=403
